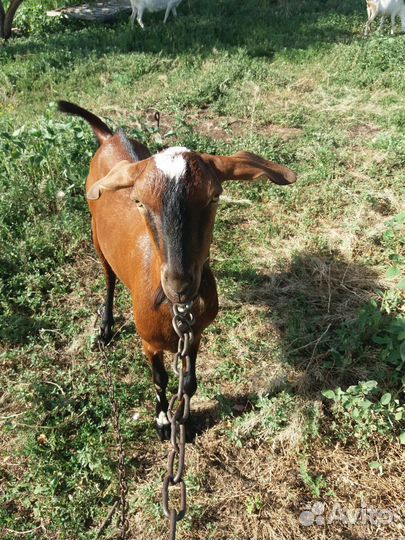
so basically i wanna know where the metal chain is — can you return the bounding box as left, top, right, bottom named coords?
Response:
left=98, top=341, right=130, bottom=540
left=162, top=301, right=195, bottom=540
left=97, top=300, right=195, bottom=540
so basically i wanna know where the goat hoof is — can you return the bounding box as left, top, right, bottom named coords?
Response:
left=98, top=309, right=114, bottom=344
left=156, top=410, right=171, bottom=441
left=156, top=421, right=195, bottom=442
left=99, top=324, right=114, bottom=345
left=185, top=418, right=196, bottom=443
left=156, top=422, right=171, bottom=441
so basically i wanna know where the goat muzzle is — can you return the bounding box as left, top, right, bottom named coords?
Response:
left=161, top=266, right=199, bottom=304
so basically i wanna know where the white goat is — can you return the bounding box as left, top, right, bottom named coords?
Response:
left=129, top=0, right=184, bottom=29
left=364, top=0, right=405, bottom=35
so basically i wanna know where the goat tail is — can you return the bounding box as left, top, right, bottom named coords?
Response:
left=58, top=100, right=113, bottom=145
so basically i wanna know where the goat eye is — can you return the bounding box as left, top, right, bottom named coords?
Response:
left=211, top=195, right=220, bottom=204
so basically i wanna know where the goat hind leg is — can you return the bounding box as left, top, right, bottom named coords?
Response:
left=182, top=343, right=200, bottom=442
left=400, top=8, right=405, bottom=32
left=130, top=4, right=137, bottom=28
left=93, top=222, right=116, bottom=344
left=364, top=19, right=371, bottom=35
left=101, top=265, right=116, bottom=344
left=391, top=13, right=396, bottom=35
left=137, top=6, right=145, bottom=29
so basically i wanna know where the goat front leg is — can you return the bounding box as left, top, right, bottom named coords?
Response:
left=144, top=344, right=170, bottom=440
left=365, top=8, right=378, bottom=35
left=378, top=15, right=385, bottom=32
left=130, top=3, right=137, bottom=28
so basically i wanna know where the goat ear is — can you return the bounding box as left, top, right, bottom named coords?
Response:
left=201, top=151, right=297, bottom=186
left=87, top=160, right=148, bottom=200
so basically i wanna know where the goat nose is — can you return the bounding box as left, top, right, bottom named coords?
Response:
left=168, top=274, right=193, bottom=295
left=162, top=267, right=194, bottom=297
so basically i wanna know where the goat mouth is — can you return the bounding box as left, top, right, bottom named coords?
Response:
left=162, top=284, right=198, bottom=305
left=153, top=284, right=198, bottom=309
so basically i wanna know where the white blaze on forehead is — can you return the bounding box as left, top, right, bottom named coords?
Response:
left=153, top=146, right=190, bottom=182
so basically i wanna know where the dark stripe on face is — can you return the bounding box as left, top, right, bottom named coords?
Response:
left=162, top=180, right=190, bottom=274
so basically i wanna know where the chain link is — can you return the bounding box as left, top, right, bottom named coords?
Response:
left=98, top=341, right=130, bottom=540
left=97, top=299, right=195, bottom=540
left=162, top=301, right=195, bottom=540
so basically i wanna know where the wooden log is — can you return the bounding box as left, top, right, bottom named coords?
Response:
left=46, top=1, right=131, bottom=23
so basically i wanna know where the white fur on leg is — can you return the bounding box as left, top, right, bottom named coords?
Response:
left=156, top=410, right=170, bottom=427
left=129, top=0, right=137, bottom=28
left=365, top=0, right=405, bottom=35
left=130, top=9, right=137, bottom=27
left=365, top=8, right=379, bottom=35
left=163, top=4, right=171, bottom=23
left=128, top=0, right=184, bottom=27
left=378, top=15, right=385, bottom=30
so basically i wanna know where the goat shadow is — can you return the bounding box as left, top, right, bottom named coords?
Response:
left=188, top=249, right=398, bottom=436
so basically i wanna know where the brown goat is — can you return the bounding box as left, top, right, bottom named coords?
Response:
left=58, top=101, right=297, bottom=439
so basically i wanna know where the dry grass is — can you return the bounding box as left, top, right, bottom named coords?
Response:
left=122, top=422, right=405, bottom=539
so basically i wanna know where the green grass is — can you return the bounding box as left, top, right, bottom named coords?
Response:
left=1, top=0, right=405, bottom=538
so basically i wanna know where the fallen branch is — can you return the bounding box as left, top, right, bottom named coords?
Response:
left=5, top=525, right=44, bottom=537
left=96, top=500, right=119, bottom=538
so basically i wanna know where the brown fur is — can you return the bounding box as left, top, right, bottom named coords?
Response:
left=58, top=101, right=297, bottom=438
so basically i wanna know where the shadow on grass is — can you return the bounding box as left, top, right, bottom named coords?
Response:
left=4, top=0, right=363, bottom=63
left=216, top=251, right=400, bottom=397
left=0, top=313, right=48, bottom=345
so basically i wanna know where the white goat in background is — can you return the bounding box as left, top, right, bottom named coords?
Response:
left=130, top=0, right=184, bottom=28
left=364, top=0, right=405, bottom=35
